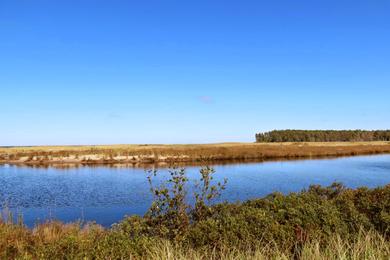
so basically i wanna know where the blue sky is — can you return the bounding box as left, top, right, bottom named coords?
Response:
left=1, top=1, right=389, bottom=146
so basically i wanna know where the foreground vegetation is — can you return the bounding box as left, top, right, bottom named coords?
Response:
left=1, top=223, right=388, bottom=259
left=1, top=141, right=390, bottom=165
left=2, top=167, right=390, bottom=259
left=256, top=130, right=390, bottom=143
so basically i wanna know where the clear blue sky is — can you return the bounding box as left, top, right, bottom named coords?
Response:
left=1, top=1, right=389, bottom=146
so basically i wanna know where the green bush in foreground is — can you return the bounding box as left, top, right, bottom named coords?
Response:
left=1, top=168, right=390, bottom=259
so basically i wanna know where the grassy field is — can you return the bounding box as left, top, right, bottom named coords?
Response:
left=1, top=141, right=390, bottom=165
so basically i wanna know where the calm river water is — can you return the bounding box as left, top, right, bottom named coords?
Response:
left=1, top=154, right=390, bottom=227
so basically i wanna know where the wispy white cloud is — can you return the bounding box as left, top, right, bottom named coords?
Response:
left=198, top=95, right=214, bottom=104
left=106, top=112, right=122, bottom=120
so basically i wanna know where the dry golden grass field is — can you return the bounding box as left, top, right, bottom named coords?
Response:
left=1, top=142, right=390, bottom=165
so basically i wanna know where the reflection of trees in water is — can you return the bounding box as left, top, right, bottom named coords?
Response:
left=1, top=154, right=362, bottom=171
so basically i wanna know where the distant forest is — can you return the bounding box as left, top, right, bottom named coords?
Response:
left=256, top=130, right=390, bottom=142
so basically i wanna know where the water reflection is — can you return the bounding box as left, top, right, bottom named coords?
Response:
left=0, top=154, right=366, bottom=170
left=1, top=154, right=390, bottom=227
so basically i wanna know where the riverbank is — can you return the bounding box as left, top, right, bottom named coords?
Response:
left=1, top=142, right=390, bottom=166
left=1, top=182, right=390, bottom=259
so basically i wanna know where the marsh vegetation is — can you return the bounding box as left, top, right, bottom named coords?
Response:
left=1, top=142, right=390, bottom=166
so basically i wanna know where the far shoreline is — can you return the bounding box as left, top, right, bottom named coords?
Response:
left=1, top=141, right=390, bottom=166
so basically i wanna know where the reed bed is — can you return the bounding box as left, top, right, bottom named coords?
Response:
left=1, top=142, right=390, bottom=165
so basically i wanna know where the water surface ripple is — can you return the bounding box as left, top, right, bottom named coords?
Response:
left=1, top=154, right=390, bottom=227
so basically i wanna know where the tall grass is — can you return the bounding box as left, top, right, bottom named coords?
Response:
left=1, top=223, right=388, bottom=259
left=146, top=232, right=390, bottom=259
left=1, top=142, right=390, bottom=165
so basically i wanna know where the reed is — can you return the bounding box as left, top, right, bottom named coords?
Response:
left=1, top=142, right=390, bottom=165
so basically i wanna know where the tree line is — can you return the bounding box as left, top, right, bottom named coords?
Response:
left=256, top=130, right=390, bottom=142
